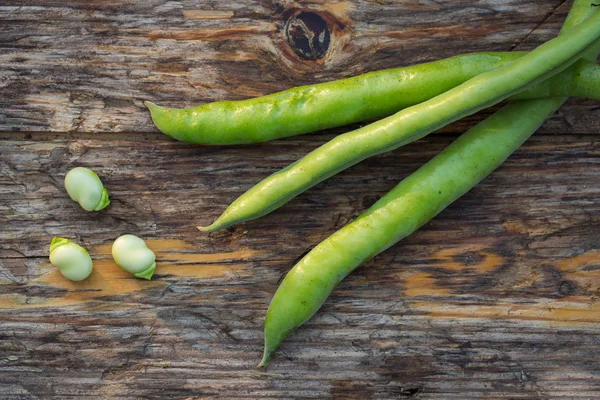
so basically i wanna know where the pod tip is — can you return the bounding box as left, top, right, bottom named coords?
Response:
left=197, top=220, right=226, bottom=232
left=257, top=351, right=271, bottom=370
left=197, top=223, right=217, bottom=233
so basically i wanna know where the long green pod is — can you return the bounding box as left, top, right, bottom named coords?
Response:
left=147, top=55, right=600, bottom=145
left=259, top=99, right=564, bottom=367
left=259, top=0, right=600, bottom=368
left=201, top=11, right=600, bottom=232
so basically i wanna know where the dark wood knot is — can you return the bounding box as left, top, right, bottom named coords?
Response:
left=558, top=280, right=576, bottom=296
left=284, top=11, right=331, bottom=60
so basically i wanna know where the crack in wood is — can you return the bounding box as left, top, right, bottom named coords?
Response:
left=510, top=0, right=569, bottom=51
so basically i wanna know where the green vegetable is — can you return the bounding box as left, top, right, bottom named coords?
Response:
left=49, top=238, right=93, bottom=282
left=64, top=167, right=110, bottom=211
left=201, top=10, right=600, bottom=232
left=259, top=100, right=561, bottom=367
left=258, top=0, right=600, bottom=368
left=111, top=234, right=156, bottom=280
left=146, top=56, right=600, bottom=145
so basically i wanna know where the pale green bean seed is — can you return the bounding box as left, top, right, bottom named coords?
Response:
left=49, top=237, right=93, bottom=282
left=64, top=167, right=110, bottom=211
left=111, top=234, right=156, bottom=280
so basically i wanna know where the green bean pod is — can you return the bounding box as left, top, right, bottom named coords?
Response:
left=259, top=0, right=600, bottom=368
left=146, top=56, right=600, bottom=145
left=259, top=99, right=563, bottom=367
left=201, top=10, right=600, bottom=232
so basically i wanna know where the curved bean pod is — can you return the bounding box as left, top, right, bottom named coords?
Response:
left=146, top=56, right=600, bottom=145
left=259, top=0, right=600, bottom=368
left=260, top=99, right=563, bottom=367
left=201, top=11, right=600, bottom=232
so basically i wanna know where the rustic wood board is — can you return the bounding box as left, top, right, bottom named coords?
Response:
left=1, top=0, right=600, bottom=398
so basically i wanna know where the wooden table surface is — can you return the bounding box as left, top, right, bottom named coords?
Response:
left=2, top=1, right=600, bottom=398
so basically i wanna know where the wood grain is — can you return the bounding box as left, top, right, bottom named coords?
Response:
left=0, top=0, right=599, bottom=134
left=2, top=132, right=600, bottom=398
left=1, top=0, right=600, bottom=398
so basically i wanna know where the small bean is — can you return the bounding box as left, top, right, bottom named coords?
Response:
left=64, top=167, right=110, bottom=211
left=111, top=235, right=156, bottom=280
left=49, top=237, right=93, bottom=282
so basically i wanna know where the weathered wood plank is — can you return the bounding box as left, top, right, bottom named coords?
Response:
left=2, top=0, right=600, bottom=398
left=1, top=133, right=600, bottom=398
left=1, top=0, right=599, bottom=134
